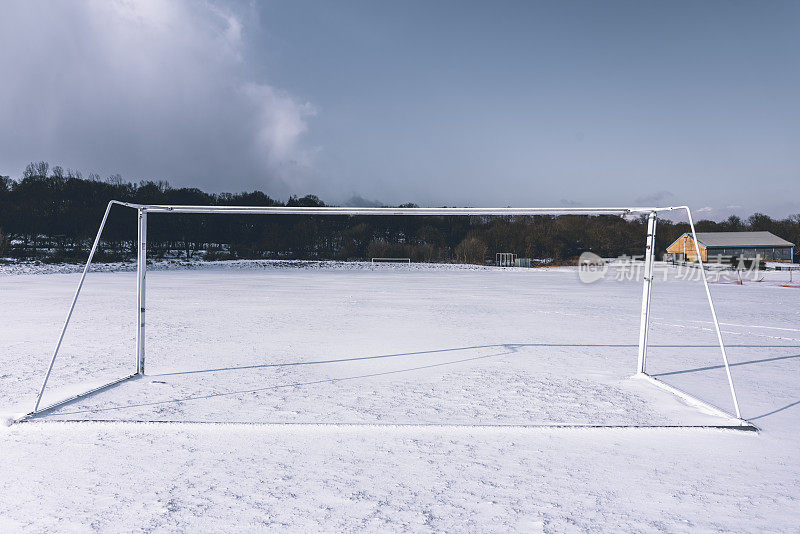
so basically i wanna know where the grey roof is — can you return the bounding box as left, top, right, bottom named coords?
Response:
left=694, top=231, right=794, bottom=248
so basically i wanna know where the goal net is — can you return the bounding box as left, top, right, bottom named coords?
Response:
left=17, top=202, right=752, bottom=429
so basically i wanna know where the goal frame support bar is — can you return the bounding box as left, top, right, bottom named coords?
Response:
left=20, top=202, right=748, bottom=427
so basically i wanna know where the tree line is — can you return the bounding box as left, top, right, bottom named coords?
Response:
left=1, top=161, right=798, bottom=264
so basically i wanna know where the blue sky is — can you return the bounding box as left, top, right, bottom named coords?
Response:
left=1, top=1, right=798, bottom=218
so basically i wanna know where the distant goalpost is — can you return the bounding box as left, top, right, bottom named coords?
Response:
left=20, top=202, right=754, bottom=429
left=496, top=253, right=516, bottom=267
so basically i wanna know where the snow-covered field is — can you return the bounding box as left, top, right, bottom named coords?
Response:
left=1, top=261, right=798, bottom=532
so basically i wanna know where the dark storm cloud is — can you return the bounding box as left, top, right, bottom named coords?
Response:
left=0, top=1, right=316, bottom=196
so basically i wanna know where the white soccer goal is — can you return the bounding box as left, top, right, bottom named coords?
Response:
left=20, top=202, right=753, bottom=429
left=496, top=252, right=516, bottom=267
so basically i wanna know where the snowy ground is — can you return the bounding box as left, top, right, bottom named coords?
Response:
left=1, top=261, right=798, bottom=532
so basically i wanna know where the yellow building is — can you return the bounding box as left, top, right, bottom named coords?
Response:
left=666, top=231, right=794, bottom=263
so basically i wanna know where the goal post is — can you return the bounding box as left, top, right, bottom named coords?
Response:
left=22, top=202, right=749, bottom=427
left=636, top=211, right=657, bottom=374
left=496, top=253, right=516, bottom=267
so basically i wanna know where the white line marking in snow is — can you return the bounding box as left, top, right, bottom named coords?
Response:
left=688, top=320, right=800, bottom=333
left=653, top=322, right=800, bottom=343
left=17, top=420, right=759, bottom=432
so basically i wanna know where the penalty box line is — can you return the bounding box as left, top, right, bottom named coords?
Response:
left=15, top=419, right=759, bottom=432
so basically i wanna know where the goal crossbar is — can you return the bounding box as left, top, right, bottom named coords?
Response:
left=19, top=201, right=752, bottom=429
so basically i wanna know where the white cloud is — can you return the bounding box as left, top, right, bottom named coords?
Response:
left=635, top=190, right=675, bottom=205
left=0, top=0, right=316, bottom=195
left=242, top=83, right=317, bottom=168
